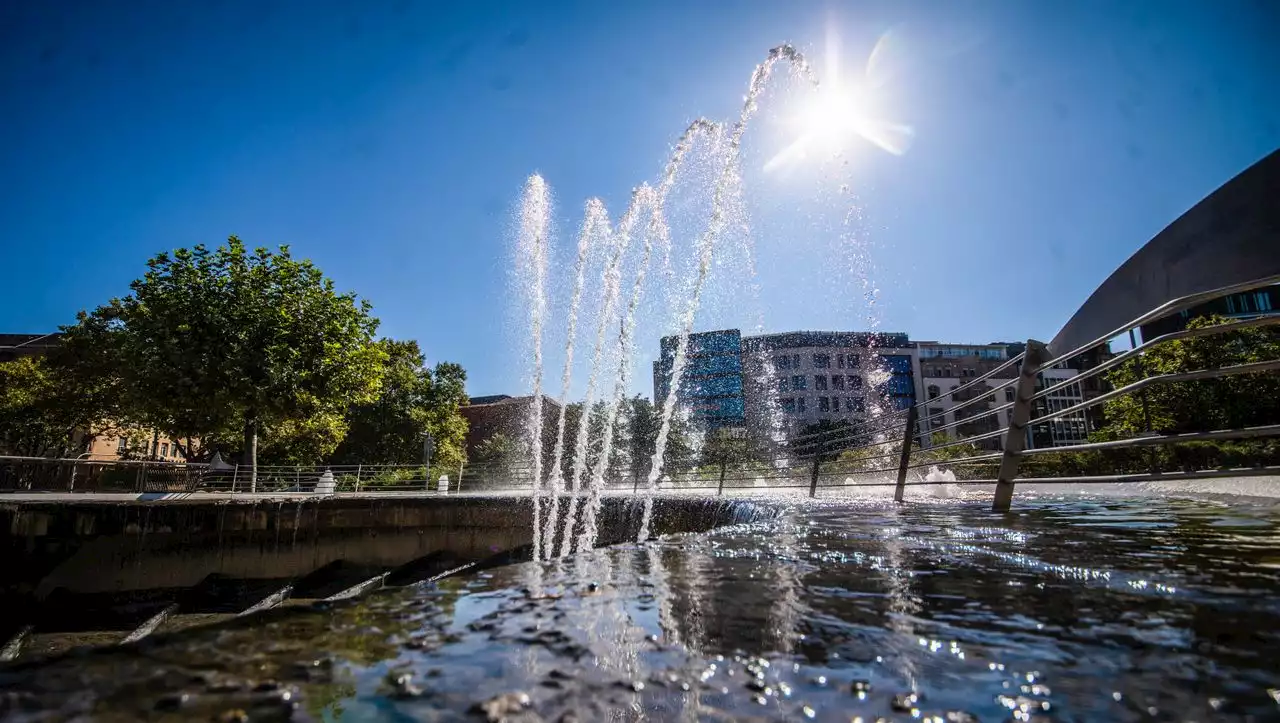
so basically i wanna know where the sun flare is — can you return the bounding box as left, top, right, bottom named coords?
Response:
left=764, top=30, right=914, bottom=173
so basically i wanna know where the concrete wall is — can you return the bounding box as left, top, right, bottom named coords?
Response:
left=0, top=495, right=765, bottom=598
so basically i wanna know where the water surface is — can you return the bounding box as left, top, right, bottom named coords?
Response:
left=3, top=493, right=1279, bottom=722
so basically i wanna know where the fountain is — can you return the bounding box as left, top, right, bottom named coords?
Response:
left=514, top=46, right=833, bottom=560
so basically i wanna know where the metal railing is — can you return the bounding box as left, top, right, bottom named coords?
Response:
left=3, top=277, right=1276, bottom=509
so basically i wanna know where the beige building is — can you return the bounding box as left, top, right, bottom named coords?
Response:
left=82, top=430, right=194, bottom=463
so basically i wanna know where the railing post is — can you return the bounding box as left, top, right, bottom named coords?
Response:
left=992, top=339, right=1049, bottom=512
left=231, top=464, right=239, bottom=494
left=717, top=461, right=727, bottom=496
left=1129, top=328, right=1160, bottom=476
left=893, top=404, right=920, bottom=503
left=808, top=432, right=825, bottom=498
left=354, top=464, right=362, bottom=493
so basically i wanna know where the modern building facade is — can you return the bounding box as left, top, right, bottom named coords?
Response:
left=654, top=330, right=920, bottom=441
left=917, top=342, right=1018, bottom=449
left=650, top=330, right=1109, bottom=451
left=651, top=330, right=747, bottom=431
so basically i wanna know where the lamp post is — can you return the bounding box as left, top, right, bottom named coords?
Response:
left=421, top=431, right=435, bottom=491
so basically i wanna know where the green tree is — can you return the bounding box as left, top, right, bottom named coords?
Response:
left=0, top=356, right=103, bottom=458
left=331, top=340, right=469, bottom=473
left=257, top=411, right=349, bottom=466
left=1101, top=315, right=1280, bottom=436
left=61, top=237, right=386, bottom=485
left=1090, top=314, right=1280, bottom=471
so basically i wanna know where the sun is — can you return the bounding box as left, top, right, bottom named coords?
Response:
left=796, top=82, right=868, bottom=152
left=763, top=31, right=914, bottom=173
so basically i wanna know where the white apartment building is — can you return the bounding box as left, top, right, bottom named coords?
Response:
left=740, top=331, right=921, bottom=441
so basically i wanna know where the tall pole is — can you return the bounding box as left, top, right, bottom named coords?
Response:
left=422, top=431, right=434, bottom=492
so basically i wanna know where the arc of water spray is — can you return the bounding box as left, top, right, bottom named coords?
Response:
left=575, top=121, right=722, bottom=554
left=542, top=200, right=608, bottom=557
left=639, top=45, right=816, bottom=542
left=518, top=174, right=551, bottom=562
left=556, top=200, right=635, bottom=559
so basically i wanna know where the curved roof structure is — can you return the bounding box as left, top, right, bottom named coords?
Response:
left=1048, top=148, right=1280, bottom=357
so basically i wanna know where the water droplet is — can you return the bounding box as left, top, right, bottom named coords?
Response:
left=892, top=692, right=920, bottom=711
left=1112, top=691, right=1123, bottom=702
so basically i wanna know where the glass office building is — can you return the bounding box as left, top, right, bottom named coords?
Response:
left=651, top=329, right=747, bottom=430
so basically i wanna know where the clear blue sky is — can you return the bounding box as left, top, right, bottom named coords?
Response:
left=2, top=1, right=1277, bottom=397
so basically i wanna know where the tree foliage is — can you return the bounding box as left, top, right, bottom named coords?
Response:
left=1099, top=315, right=1280, bottom=437
left=0, top=356, right=98, bottom=458
left=61, top=237, right=386, bottom=474
left=331, top=340, right=469, bottom=472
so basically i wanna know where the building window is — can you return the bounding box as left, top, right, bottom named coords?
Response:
left=927, top=384, right=940, bottom=400
left=818, top=396, right=830, bottom=412
left=832, top=375, right=845, bottom=391
left=942, top=368, right=952, bottom=377
left=814, top=354, right=831, bottom=368
left=837, top=354, right=846, bottom=369
left=793, top=375, right=807, bottom=390
left=775, top=355, right=791, bottom=370
left=831, top=397, right=841, bottom=412
left=815, top=375, right=828, bottom=391
left=792, top=354, right=801, bottom=369
left=848, top=375, right=862, bottom=389
left=117, top=437, right=128, bottom=452
left=798, top=397, right=807, bottom=413
left=1258, top=291, right=1273, bottom=312
left=1005, top=388, right=1015, bottom=403
left=160, top=443, right=169, bottom=458
left=846, top=354, right=860, bottom=367
left=778, top=377, right=790, bottom=393
left=781, top=398, right=796, bottom=413
left=848, top=398, right=865, bottom=413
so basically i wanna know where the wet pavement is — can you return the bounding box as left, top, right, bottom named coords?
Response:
left=2, top=492, right=1279, bottom=721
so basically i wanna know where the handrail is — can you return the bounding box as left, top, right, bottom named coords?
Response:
left=1030, top=314, right=1280, bottom=404
left=1038, top=273, right=1280, bottom=373
left=1019, top=424, right=1280, bottom=456
left=1025, top=359, right=1280, bottom=428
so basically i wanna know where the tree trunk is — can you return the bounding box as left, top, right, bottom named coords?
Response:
left=243, top=414, right=258, bottom=493
left=150, top=429, right=160, bottom=461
